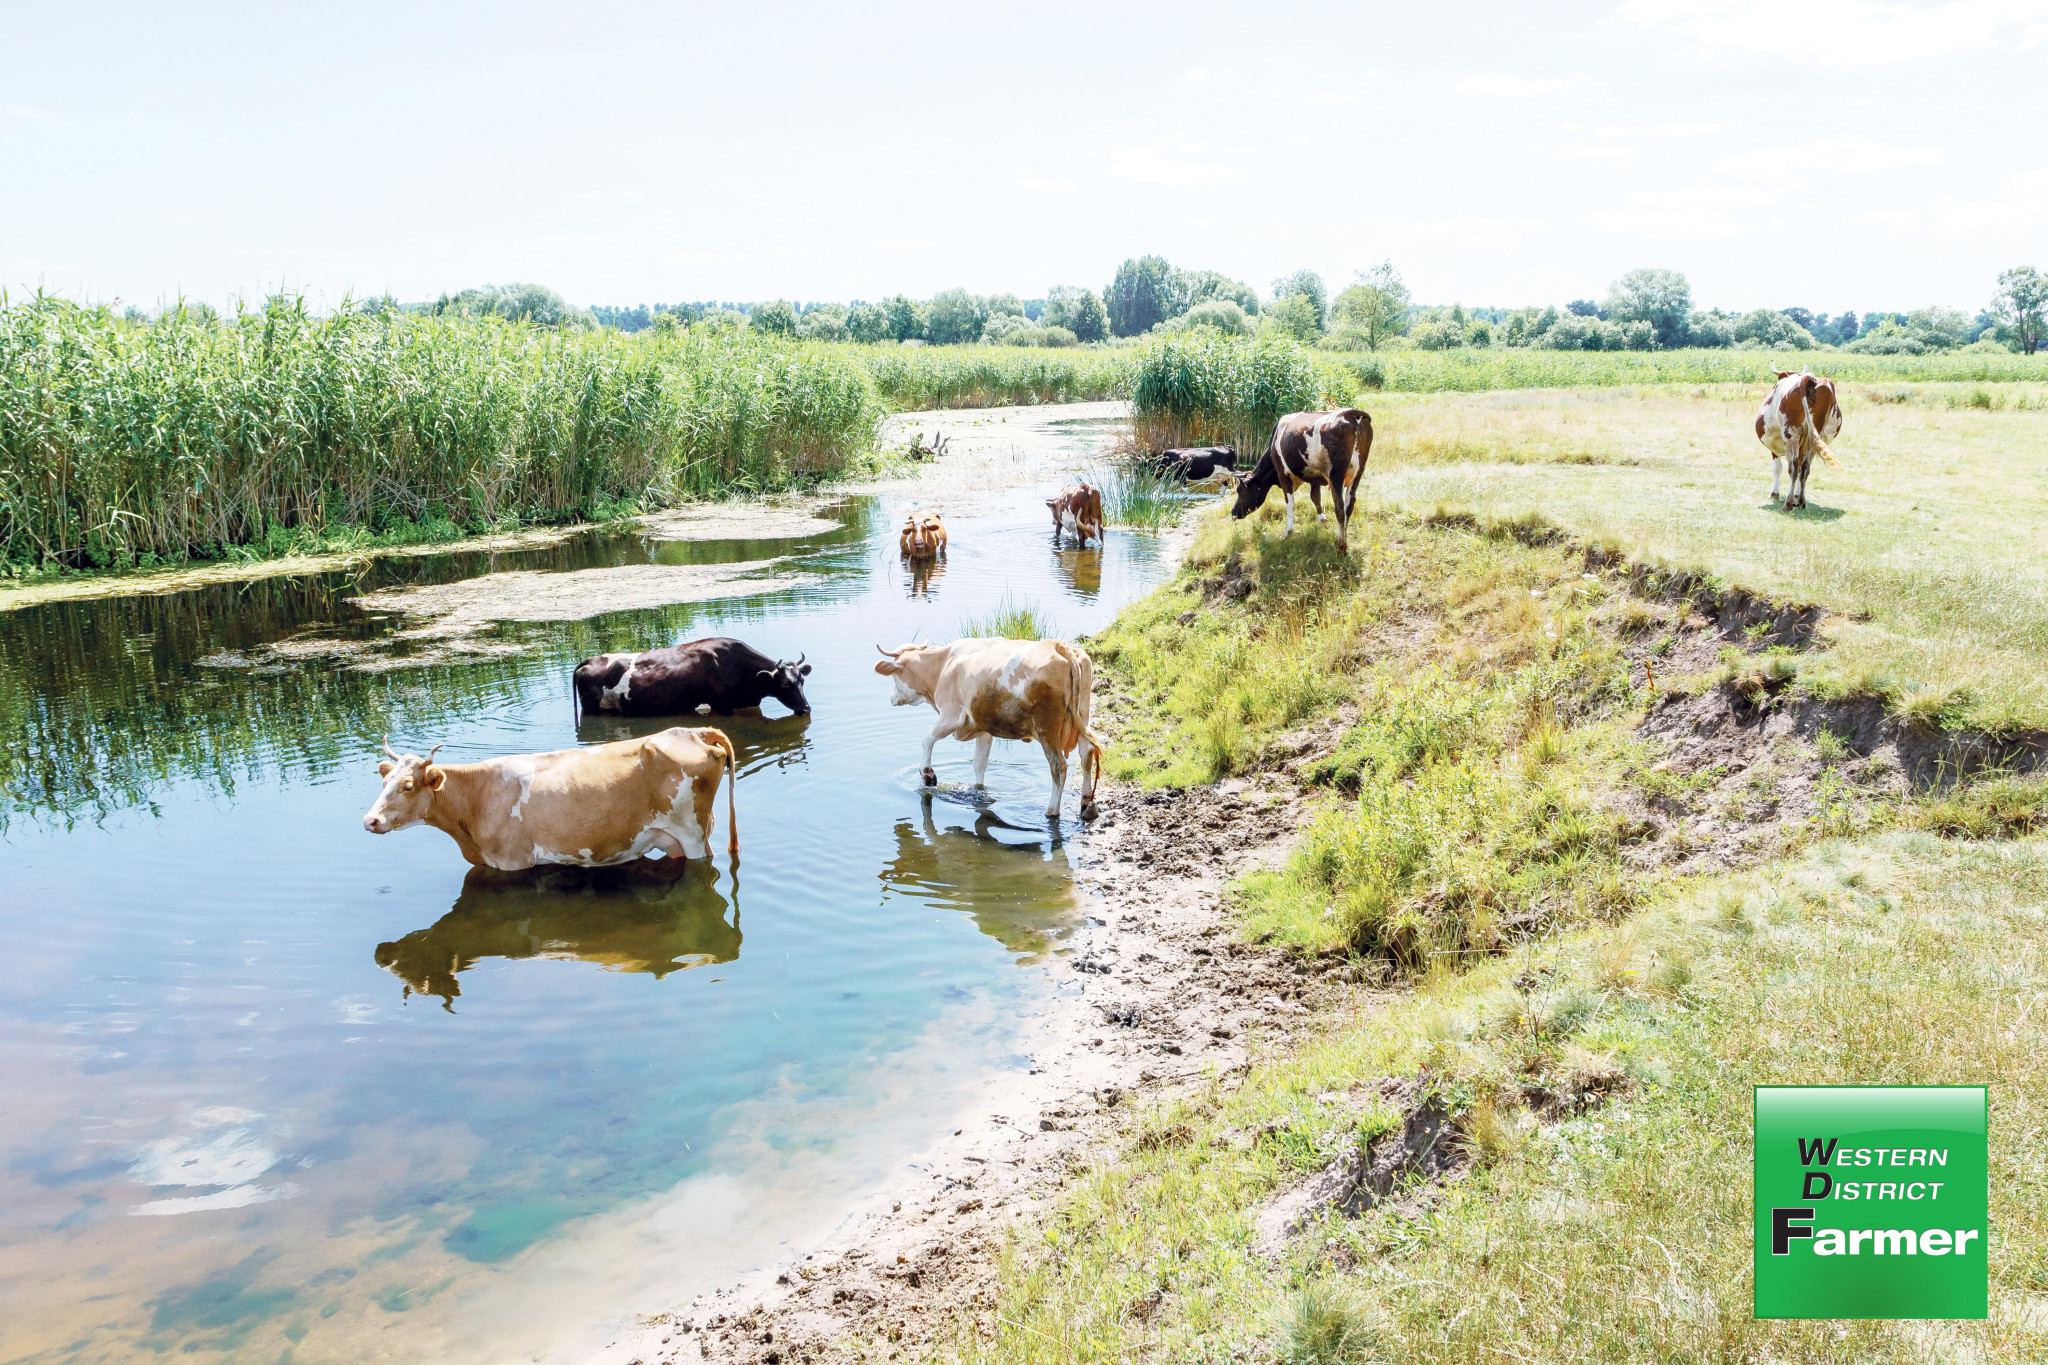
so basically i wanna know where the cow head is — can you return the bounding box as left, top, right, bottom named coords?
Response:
left=363, top=738, right=446, bottom=834
left=757, top=653, right=813, bottom=715
left=874, top=643, right=931, bottom=706
left=1229, top=454, right=1278, bottom=519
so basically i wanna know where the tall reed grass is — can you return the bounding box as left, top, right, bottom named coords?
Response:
left=1330, top=346, right=2048, bottom=395
left=1128, top=334, right=1326, bottom=455
left=857, top=345, right=1132, bottom=409
left=0, top=294, right=885, bottom=567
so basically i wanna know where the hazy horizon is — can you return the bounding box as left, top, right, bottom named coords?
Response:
left=5, top=0, right=2044, bottom=317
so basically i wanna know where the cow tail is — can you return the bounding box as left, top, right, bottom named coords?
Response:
left=1060, top=641, right=1108, bottom=771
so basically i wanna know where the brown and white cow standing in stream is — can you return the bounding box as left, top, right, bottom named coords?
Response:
left=1229, top=408, right=1373, bottom=553
left=874, top=637, right=1104, bottom=820
left=361, top=729, right=737, bottom=870
left=1046, top=482, right=1104, bottom=548
left=1755, top=370, right=1842, bottom=510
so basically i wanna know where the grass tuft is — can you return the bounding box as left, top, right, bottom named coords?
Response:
left=958, top=590, right=1052, bottom=641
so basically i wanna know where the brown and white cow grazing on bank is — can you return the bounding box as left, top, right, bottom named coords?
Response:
left=1755, top=370, right=1842, bottom=510
left=1229, top=408, right=1373, bottom=553
left=1047, top=482, right=1104, bottom=548
left=362, top=729, right=737, bottom=870
left=900, top=511, right=947, bottom=560
left=874, top=637, right=1104, bottom=820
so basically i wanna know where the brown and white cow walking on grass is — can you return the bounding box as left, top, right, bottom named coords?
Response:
left=874, top=637, right=1104, bottom=820
left=1755, top=370, right=1842, bottom=510
left=362, top=729, right=738, bottom=870
left=1229, top=408, right=1373, bottom=553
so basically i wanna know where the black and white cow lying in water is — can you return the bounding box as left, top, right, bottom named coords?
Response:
left=1145, top=446, right=1239, bottom=481
left=573, top=636, right=811, bottom=718
left=1230, top=409, right=1373, bottom=554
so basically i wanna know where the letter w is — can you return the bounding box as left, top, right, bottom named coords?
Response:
left=1798, top=1138, right=1839, bottom=1166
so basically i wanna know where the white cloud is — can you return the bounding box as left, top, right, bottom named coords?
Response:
left=1572, top=144, right=1643, bottom=162
left=1183, top=66, right=1210, bottom=81
left=873, top=238, right=936, bottom=251
left=1929, top=166, right=2048, bottom=233
left=1017, top=178, right=1077, bottom=192
left=1715, top=134, right=1942, bottom=185
left=2024, top=19, right=2048, bottom=40
left=1391, top=215, right=1546, bottom=245
left=1456, top=72, right=1572, bottom=96
left=1303, top=92, right=1359, bottom=105
left=1583, top=184, right=1774, bottom=236
left=1103, top=146, right=1241, bottom=188
left=1617, top=0, right=2048, bottom=66
left=1854, top=209, right=1921, bottom=227
left=665, top=251, right=747, bottom=264
left=1596, top=121, right=1725, bottom=137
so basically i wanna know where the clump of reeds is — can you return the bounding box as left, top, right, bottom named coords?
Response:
left=1093, top=463, right=1181, bottom=530
left=858, top=345, right=1132, bottom=409
left=958, top=590, right=1052, bottom=640
left=1128, top=333, right=1323, bottom=455
left=0, top=293, right=885, bottom=568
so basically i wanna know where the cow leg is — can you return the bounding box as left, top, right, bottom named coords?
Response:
left=920, top=723, right=946, bottom=787
left=1283, top=486, right=1295, bottom=536
left=1770, top=455, right=1783, bottom=502
left=1309, top=482, right=1325, bottom=524
left=1038, top=737, right=1068, bottom=821
left=1077, top=732, right=1101, bottom=820
left=1332, top=478, right=1351, bottom=556
left=971, top=734, right=993, bottom=788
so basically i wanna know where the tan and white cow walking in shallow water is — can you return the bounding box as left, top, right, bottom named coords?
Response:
left=361, top=729, right=738, bottom=870
left=874, top=637, right=1105, bottom=820
left=1755, top=369, right=1842, bottom=510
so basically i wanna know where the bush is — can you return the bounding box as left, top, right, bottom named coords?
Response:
left=1041, top=284, right=1109, bottom=342
left=846, top=303, right=891, bottom=344
left=1540, top=315, right=1625, bottom=351
left=1411, top=318, right=1466, bottom=351
left=994, top=325, right=1079, bottom=348
left=1158, top=299, right=1254, bottom=338
left=1622, top=320, right=1655, bottom=351
left=980, top=312, right=1034, bottom=344
left=1264, top=293, right=1324, bottom=343
left=751, top=299, right=798, bottom=337
left=796, top=307, right=848, bottom=343
left=1732, top=308, right=1814, bottom=349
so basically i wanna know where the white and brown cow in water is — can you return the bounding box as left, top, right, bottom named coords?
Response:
left=874, top=637, right=1105, bottom=820
left=1755, top=370, right=1842, bottom=510
left=900, top=511, right=947, bottom=561
left=1046, top=482, right=1104, bottom=548
left=362, top=729, right=737, bottom=870
left=1230, top=408, right=1373, bottom=553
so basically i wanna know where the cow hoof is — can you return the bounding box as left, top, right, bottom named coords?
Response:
left=1081, top=801, right=1099, bottom=821
left=921, top=767, right=938, bottom=787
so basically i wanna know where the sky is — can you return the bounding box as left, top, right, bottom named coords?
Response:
left=3, top=0, right=2045, bottom=317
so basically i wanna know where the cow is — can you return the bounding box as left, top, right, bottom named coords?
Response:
left=900, top=511, right=947, bottom=561
left=1046, top=482, right=1104, bottom=548
left=572, top=637, right=810, bottom=718
left=1755, top=370, right=1842, bottom=510
left=1229, top=408, right=1373, bottom=554
left=873, top=637, right=1105, bottom=820
left=362, top=729, right=738, bottom=870
left=1147, top=446, right=1239, bottom=482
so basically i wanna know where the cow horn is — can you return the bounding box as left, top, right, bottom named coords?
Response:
left=383, top=734, right=400, bottom=761
left=795, top=652, right=805, bottom=668
left=425, top=743, right=444, bottom=764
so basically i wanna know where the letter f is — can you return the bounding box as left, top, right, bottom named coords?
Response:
left=1773, top=1207, right=1815, bottom=1255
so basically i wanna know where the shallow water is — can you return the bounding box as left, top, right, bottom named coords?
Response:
left=0, top=432, right=1177, bottom=1362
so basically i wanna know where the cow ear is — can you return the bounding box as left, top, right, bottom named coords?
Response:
left=378, top=761, right=395, bottom=778
left=1775, top=370, right=1794, bottom=380
left=426, top=766, right=447, bottom=791
left=874, top=659, right=901, bottom=676
left=758, top=669, right=775, bottom=680
left=800, top=663, right=812, bottom=676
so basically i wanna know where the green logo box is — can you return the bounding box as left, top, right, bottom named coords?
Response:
left=1754, top=1085, right=1987, bottom=1319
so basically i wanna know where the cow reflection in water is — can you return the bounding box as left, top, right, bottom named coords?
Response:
left=906, top=555, right=946, bottom=599
left=879, top=793, right=1081, bottom=961
left=374, top=860, right=740, bottom=1010
left=1049, top=545, right=1101, bottom=597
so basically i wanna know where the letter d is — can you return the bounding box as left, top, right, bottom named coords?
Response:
left=1801, top=1171, right=1833, bottom=1200
left=1772, top=1207, right=1815, bottom=1255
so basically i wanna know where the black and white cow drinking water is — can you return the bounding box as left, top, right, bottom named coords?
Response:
left=1146, top=446, right=1239, bottom=481
left=1229, top=409, right=1373, bottom=554
left=573, top=637, right=811, bottom=718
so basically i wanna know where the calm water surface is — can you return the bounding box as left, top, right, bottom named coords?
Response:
left=0, top=442, right=1173, bottom=1362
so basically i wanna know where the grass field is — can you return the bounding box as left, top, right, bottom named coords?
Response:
left=1361, top=382, right=2048, bottom=734
left=954, top=381, right=2048, bottom=1363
